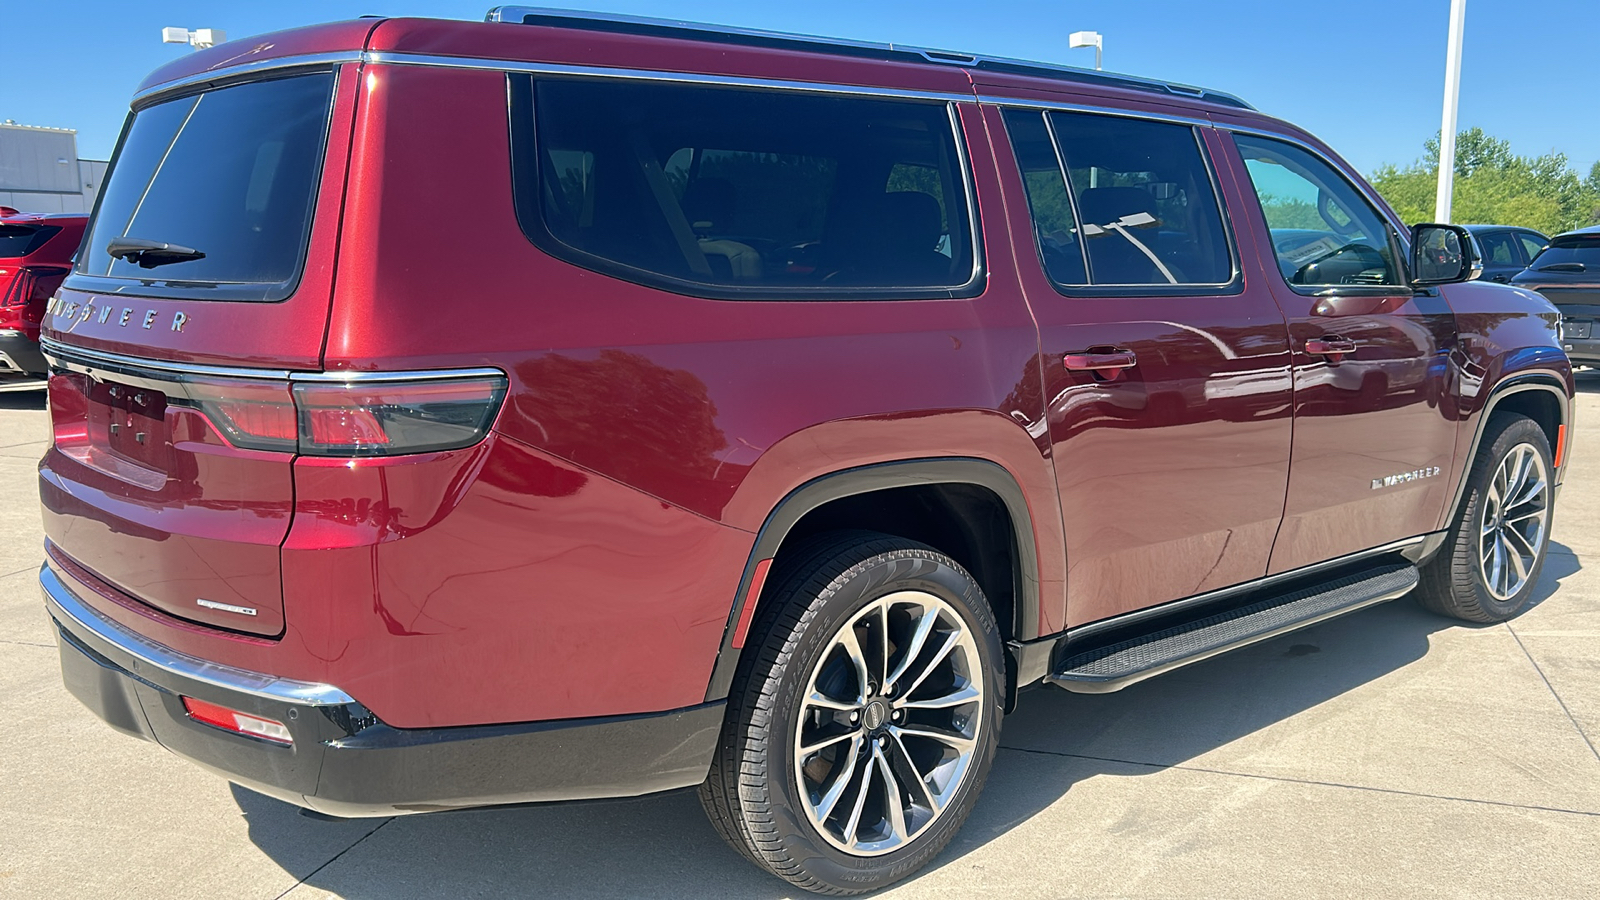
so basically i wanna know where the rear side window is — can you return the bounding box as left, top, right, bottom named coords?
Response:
left=1518, top=232, right=1548, bottom=263
left=1233, top=134, right=1402, bottom=289
left=74, top=73, right=335, bottom=302
left=509, top=76, right=978, bottom=299
left=1476, top=230, right=1519, bottom=266
left=0, top=224, right=61, bottom=259
left=1002, top=108, right=1234, bottom=288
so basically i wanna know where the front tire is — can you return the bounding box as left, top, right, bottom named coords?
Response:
left=1419, top=413, right=1554, bottom=623
left=699, top=532, right=1004, bottom=895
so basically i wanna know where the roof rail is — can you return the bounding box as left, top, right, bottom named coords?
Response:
left=483, top=6, right=1255, bottom=111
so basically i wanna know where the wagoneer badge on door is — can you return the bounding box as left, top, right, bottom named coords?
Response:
left=1371, top=467, right=1442, bottom=490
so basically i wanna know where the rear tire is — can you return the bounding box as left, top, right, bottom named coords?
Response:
left=1419, top=413, right=1554, bottom=623
left=699, top=531, right=1004, bottom=895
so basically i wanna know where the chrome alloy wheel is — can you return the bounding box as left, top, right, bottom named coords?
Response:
left=1479, top=441, right=1551, bottom=601
left=793, top=590, right=985, bottom=857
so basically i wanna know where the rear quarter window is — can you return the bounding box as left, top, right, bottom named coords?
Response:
left=72, top=72, right=335, bottom=302
left=0, top=224, right=61, bottom=259
left=508, top=75, right=979, bottom=300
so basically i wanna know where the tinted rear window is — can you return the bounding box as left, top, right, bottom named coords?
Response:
left=0, top=224, right=61, bottom=259
left=509, top=75, right=978, bottom=299
left=73, top=73, right=334, bottom=301
left=1531, top=235, right=1600, bottom=269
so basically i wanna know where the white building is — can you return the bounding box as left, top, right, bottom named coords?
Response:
left=0, top=121, right=109, bottom=214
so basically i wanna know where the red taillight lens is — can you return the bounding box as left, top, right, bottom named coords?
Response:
left=182, top=378, right=299, bottom=452
left=181, top=696, right=293, bottom=745
left=292, top=375, right=507, bottom=457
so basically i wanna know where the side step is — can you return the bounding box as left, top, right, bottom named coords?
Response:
left=1047, top=563, right=1420, bottom=694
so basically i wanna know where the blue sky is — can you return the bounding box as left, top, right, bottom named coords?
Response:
left=3, top=1, right=1595, bottom=177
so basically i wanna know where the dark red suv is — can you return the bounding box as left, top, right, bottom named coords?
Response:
left=39, top=9, right=1572, bottom=894
left=1, top=207, right=86, bottom=383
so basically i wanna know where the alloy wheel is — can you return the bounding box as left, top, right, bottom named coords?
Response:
left=792, top=590, right=985, bottom=857
left=1478, top=441, right=1551, bottom=601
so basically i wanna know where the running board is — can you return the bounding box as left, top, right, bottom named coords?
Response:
left=1047, top=563, right=1420, bottom=694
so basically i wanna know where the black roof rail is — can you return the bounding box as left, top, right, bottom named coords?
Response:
left=483, top=6, right=1255, bottom=111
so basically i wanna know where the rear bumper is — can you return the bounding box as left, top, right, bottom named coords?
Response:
left=1561, top=335, right=1600, bottom=365
left=43, top=563, right=723, bottom=817
left=0, top=329, right=46, bottom=376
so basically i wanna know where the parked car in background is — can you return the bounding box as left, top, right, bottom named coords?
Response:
left=1463, top=223, right=1549, bottom=284
left=1514, top=225, right=1600, bottom=365
left=0, top=207, right=86, bottom=384
left=36, top=8, right=1573, bottom=895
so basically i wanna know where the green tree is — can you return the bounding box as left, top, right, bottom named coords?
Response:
left=1369, top=128, right=1600, bottom=235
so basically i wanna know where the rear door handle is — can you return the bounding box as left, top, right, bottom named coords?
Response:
left=1063, top=349, right=1138, bottom=371
left=1305, top=337, right=1358, bottom=357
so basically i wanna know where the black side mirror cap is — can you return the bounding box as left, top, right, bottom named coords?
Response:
left=1410, top=223, right=1480, bottom=286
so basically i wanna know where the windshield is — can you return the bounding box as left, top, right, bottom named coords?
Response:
left=74, top=73, right=335, bottom=301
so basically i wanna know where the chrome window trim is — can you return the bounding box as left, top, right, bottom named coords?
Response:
left=41, top=563, right=356, bottom=707
left=41, top=337, right=505, bottom=385
left=131, top=51, right=362, bottom=106
left=365, top=51, right=978, bottom=103
left=980, top=94, right=1212, bottom=129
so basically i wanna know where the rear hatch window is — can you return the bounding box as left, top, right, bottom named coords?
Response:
left=0, top=224, right=63, bottom=259
left=72, top=73, right=334, bottom=302
left=1528, top=234, right=1600, bottom=274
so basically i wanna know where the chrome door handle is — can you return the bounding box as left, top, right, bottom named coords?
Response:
left=1063, top=349, right=1137, bottom=371
left=1305, top=337, right=1357, bottom=357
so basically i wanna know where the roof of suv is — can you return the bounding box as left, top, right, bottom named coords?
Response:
left=135, top=8, right=1254, bottom=115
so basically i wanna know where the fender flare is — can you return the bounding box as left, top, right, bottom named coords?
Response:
left=1442, top=369, right=1571, bottom=529
left=702, top=457, right=1041, bottom=703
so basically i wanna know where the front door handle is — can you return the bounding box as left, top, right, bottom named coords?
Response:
left=1305, top=337, right=1358, bottom=357
left=1063, top=348, right=1138, bottom=371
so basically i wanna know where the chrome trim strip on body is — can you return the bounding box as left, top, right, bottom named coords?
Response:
left=289, top=367, right=507, bottom=383
left=42, top=337, right=506, bottom=385
left=132, top=51, right=363, bottom=105
left=1065, top=535, right=1430, bottom=644
left=364, top=51, right=979, bottom=103
left=41, top=563, right=356, bottom=707
left=980, top=95, right=1214, bottom=129
left=42, top=337, right=297, bottom=381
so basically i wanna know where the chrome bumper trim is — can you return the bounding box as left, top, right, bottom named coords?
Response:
left=40, top=563, right=355, bottom=706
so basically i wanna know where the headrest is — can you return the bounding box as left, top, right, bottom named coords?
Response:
left=1076, top=187, right=1160, bottom=230
left=878, top=191, right=943, bottom=251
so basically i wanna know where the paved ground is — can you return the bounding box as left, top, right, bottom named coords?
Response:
left=2, top=379, right=1598, bottom=899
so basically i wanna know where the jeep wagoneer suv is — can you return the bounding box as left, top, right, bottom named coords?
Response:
left=39, top=8, right=1571, bottom=894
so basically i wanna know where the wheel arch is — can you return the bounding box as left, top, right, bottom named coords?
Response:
left=1441, top=369, right=1571, bottom=532
left=702, top=457, right=1040, bottom=703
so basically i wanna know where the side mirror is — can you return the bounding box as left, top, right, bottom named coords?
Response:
left=1410, top=223, right=1480, bottom=285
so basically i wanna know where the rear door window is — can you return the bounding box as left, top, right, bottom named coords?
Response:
left=74, top=73, right=335, bottom=302
left=509, top=76, right=978, bottom=298
left=1002, top=108, right=1234, bottom=289
left=1476, top=230, right=1519, bottom=266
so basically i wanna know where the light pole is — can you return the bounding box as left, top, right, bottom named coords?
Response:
left=1434, top=0, right=1467, bottom=223
left=162, top=27, right=227, bottom=50
left=1069, top=30, right=1102, bottom=71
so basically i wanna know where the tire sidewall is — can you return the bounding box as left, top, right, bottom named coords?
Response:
left=759, top=549, right=1004, bottom=893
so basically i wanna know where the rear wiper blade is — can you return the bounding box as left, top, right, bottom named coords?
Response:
left=106, top=236, right=205, bottom=269
left=1537, top=261, right=1586, bottom=273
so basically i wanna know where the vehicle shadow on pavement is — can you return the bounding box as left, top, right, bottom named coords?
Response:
left=233, top=546, right=1583, bottom=898
left=0, top=389, right=46, bottom=411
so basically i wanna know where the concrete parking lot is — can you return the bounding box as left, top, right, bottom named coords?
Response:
left=1, top=380, right=1598, bottom=899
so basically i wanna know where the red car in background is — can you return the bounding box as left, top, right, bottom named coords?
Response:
left=0, top=207, right=86, bottom=384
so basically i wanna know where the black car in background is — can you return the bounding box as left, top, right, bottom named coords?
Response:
left=1512, top=225, right=1600, bottom=365
left=1464, top=224, right=1549, bottom=283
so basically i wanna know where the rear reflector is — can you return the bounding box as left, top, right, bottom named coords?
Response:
left=1555, top=423, right=1568, bottom=468
left=182, top=696, right=293, bottom=745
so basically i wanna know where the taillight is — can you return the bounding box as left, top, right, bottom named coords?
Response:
left=292, top=375, right=507, bottom=457
left=178, top=372, right=507, bottom=456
